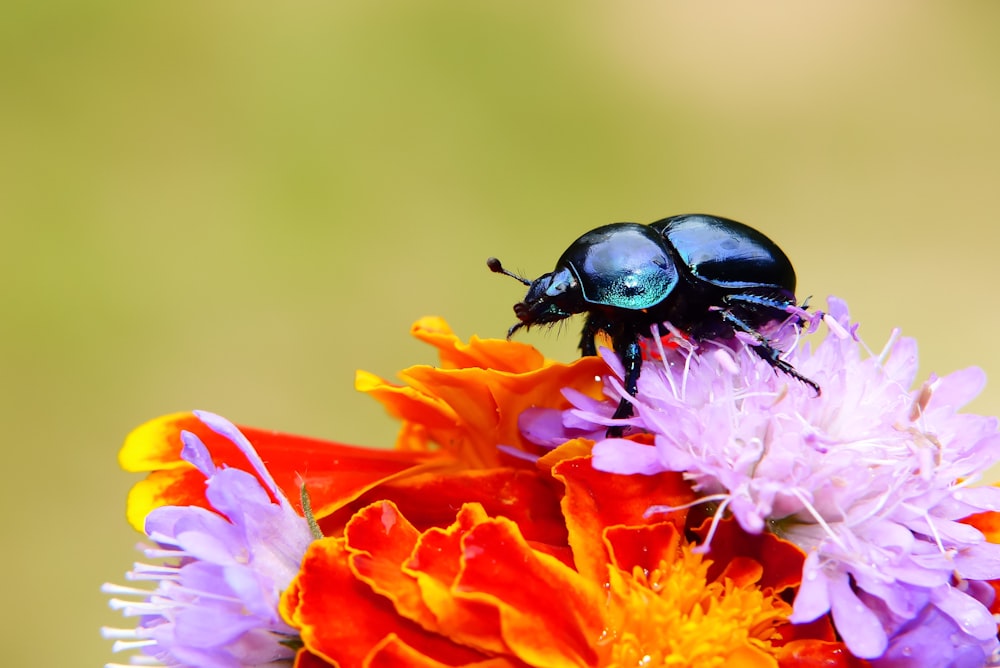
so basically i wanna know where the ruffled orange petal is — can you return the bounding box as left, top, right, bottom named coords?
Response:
left=357, top=503, right=511, bottom=656
left=366, top=637, right=526, bottom=668
left=442, top=513, right=606, bottom=667
left=358, top=319, right=608, bottom=467
left=410, top=316, right=546, bottom=373
left=535, top=437, right=596, bottom=469
left=281, top=534, right=494, bottom=668
left=344, top=501, right=438, bottom=632
left=325, top=466, right=567, bottom=544
left=121, top=411, right=448, bottom=531
left=342, top=499, right=605, bottom=667
left=551, top=449, right=695, bottom=581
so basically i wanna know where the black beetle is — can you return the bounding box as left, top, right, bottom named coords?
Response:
left=488, top=213, right=818, bottom=431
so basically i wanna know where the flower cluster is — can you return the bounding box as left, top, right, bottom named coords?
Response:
left=105, top=309, right=1000, bottom=667
left=102, top=411, right=314, bottom=667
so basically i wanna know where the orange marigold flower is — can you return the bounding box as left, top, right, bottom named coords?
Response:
left=284, top=505, right=798, bottom=668
left=357, top=316, right=608, bottom=467
left=282, top=444, right=856, bottom=668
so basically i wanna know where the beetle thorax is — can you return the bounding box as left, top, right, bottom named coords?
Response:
left=564, top=224, right=679, bottom=311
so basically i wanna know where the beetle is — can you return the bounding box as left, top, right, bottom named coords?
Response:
left=488, top=213, right=818, bottom=432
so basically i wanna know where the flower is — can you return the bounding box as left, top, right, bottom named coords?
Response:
left=281, top=444, right=845, bottom=668
left=532, top=297, right=1000, bottom=663
left=357, top=316, right=608, bottom=466
left=102, top=411, right=315, bottom=667
left=117, top=409, right=449, bottom=534
left=107, top=310, right=1000, bottom=668
left=106, top=321, right=611, bottom=667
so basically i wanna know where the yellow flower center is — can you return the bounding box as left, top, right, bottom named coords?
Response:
left=598, top=548, right=790, bottom=668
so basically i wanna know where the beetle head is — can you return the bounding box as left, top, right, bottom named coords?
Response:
left=507, top=266, right=582, bottom=337
left=488, top=258, right=582, bottom=339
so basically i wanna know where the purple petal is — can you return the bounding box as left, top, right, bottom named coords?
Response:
left=180, top=430, right=217, bottom=477
left=954, top=541, right=1000, bottom=580
left=932, top=585, right=998, bottom=641
left=829, top=572, right=888, bottom=658
left=928, top=366, right=987, bottom=412
left=193, top=410, right=283, bottom=501
left=591, top=438, right=663, bottom=475
left=789, top=552, right=832, bottom=623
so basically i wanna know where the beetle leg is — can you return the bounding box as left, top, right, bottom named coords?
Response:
left=720, top=309, right=821, bottom=396
left=723, top=293, right=799, bottom=322
left=579, top=315, right=602, bottom=357
left=618, top=336, right=643, bottom=397
left=606, top=333, right=642, bottom=436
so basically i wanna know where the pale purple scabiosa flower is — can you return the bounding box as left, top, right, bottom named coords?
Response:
left=530, top=298, right=1000, bottom=666
left=102, top=410, right=314, bottom=668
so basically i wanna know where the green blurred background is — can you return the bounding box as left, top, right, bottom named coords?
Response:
left=3, top=2, right=1000, bottom=665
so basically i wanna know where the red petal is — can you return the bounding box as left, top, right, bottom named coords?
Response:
left=294, top=650, right=336, bottom=668
left=776, top=615, right=839, bottom=645
left=604, top=522, right=683, bottom=576
left=694, top=517, right=806, bottom=593
left=121, top=412, right=446, bottom=531
left=962, top=509, right=1000, bottom=542
left=367, top=636, right=528, bottom=668
left=776, top=639, right=871, bottom=668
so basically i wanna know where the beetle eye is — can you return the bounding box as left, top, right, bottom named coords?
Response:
left=543, top=268, right=577, bottom=298
left=545, top=281, right=568, bottom=297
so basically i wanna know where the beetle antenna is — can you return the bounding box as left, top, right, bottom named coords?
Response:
left=487, top=257, right=531, bottom=286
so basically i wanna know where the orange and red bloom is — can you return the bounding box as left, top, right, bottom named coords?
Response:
left=105, top=309, right=1000, bottom=667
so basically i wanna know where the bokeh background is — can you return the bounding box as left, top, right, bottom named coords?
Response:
left=3, top=2, right=1000, bottom=665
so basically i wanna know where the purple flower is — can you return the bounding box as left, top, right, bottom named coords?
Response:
left=533, top=297, right=1000, bottom=664
left=102, top=411, right=314, bottom=668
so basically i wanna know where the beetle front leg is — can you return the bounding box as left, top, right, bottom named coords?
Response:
left=579, top=315, right=603, bottom=357
left=607, top=335, right=642, bottom=437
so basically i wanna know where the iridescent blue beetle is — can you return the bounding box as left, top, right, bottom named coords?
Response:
left=488, top=213, right=818, bottom=430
